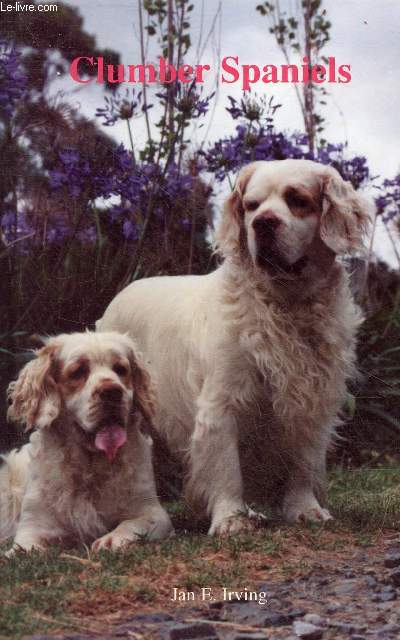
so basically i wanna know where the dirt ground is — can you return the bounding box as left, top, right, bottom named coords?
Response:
left=1, top=528, right=397, bottom=640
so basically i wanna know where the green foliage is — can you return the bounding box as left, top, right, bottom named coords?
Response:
left=329, top=465, right=400, bottom=529
left=144, top=0, right=193, bottom=58
left=256, top=0, right=331, bottom=151
left=340, top=289, right=400, bottom=464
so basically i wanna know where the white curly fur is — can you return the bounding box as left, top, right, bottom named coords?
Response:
left=97, top=159, right=372, bottom=535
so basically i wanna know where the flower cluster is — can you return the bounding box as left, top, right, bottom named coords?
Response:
left=375, top=175, right=400, bottom=223
left=204, top=97, right=369, bottom=189
left=0, top=41, right=27, bottom=119
left=203, top=124, right=306, bottom=181
left=47, top=144, right=196, bottom=242
left=48, top=144, right=134, bottom=200
left=2, top=80, right=374, bottom=253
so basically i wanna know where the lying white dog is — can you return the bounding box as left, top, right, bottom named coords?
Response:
left=0, top=331, right=173, bottom=553
left=97, top=159, right=371, bottom=535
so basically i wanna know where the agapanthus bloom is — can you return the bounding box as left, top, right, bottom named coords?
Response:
left=96, top=88, right=152, bottom=126
left=375, top=175, right=400, bottom=223
left=156, top=82, right=214, bottom=121
left=204, top=96, right=369, bottom=189
left=0, top=41, right=27, bottom=119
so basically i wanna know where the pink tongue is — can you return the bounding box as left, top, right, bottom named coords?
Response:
left=95, top=425, right=127, bottom=461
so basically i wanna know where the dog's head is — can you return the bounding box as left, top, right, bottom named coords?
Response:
left=7, top=331, right=155, bottom=461
left=215, top=159, right=372, bottom=282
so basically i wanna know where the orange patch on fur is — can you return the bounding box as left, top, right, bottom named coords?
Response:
left=59, top=357, right=90, bottom=397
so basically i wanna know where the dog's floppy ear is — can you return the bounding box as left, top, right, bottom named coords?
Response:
left=7, top=339, right=61, bottom=431
left=127, top=344, right=156, bottom=423
left=320, top=168, right=372, bottom=254
left=214, top=162, right=258, bottom=257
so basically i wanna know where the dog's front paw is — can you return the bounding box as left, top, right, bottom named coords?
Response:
left=5, top=541, right=46, bottom=557
left=209, top=504, right=267, bottom=537
left=283, top=492, right=333, bottom=524
left=92, top=531, right=136, bottom=552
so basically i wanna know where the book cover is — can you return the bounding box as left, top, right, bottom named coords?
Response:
left=0, top=1, right=399, bottom=638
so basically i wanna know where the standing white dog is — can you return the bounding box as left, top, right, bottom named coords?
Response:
left=97, top=160, right=371, bottom=536
left=0, top=331, right=173, bottom=552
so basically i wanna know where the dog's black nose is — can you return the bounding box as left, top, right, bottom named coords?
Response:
left=98, top=383, right=123, bottom=403
left=253, top=215, right=281, bottom=237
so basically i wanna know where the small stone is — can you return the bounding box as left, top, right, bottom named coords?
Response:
left=329, top=622, right=367, bottom=634
left=288, top=609, right=307, bottom=620
left=382, top=585, right=396, bottom=593
left=261, top=611, right=291, bottom=627
left=233, top=635, right=270, bottom=640
left=64, top=637, right=99, bottom=640
left=222, top=603, right=289, bottom=627
left=379, top=592, right=397, bottom=602
left=333, top=579, right=359, bottom=595
left=303, top=614, right=323, bottom=627
left=128, top=612, right=174, bottom=623
left=164, top=622, right=218, bottom=640
left=384, top=537, right=400, bottom=545
left=377, top=601, right=395, bottom=611
left=316, top=578, right=329, bottom=586
left=390, top=569, right=400, bottom=587
left=324, top=603, right=339, bottom=614
left=28, top=637, right=64, bottom=640
left=381, top=623, right=400, bottom=633
left=365, top=576, right=377, bottom=588
left=384, top=553, right=400, bottom=568
left=292, top=620, right=323, bottom=639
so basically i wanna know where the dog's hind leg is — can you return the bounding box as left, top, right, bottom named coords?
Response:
left=0, top=445, right=31, bottom=543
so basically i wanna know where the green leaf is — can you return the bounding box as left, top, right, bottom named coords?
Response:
left=345, top=393, right=356, bottom=419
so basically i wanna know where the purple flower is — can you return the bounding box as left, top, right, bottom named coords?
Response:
left=96, top=88, right=151, bottom=126
left=156, top=82, right=214, bottom=120
left=375, top=174, right=400, bottom=223
left=0, top=41, right=27, bottom=119
left=122, top=219, right=138, bottom=241
left=204, top=95, right=370, bottom=189
left=226, top=93, right=281, bottom=124
left=46, top=141, right=197, bottom=246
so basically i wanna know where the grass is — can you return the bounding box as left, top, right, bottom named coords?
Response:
left=0, top=465, right=399, bottom=638
left=329, top=464, right=400, bottom=529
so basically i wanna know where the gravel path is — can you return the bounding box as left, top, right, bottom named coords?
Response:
left=27, top=534, right=400, bottom=640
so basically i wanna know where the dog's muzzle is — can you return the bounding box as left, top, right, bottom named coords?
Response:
left=253, top=217, right=308, bottom=277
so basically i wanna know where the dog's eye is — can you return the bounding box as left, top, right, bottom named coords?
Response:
left=69, top=364, right=88, bottom=380
left=113, top=363, right=128, bottom=377
left=246, top=200, right=259, bottom=212
left=286, top=192, right=309, bottom=209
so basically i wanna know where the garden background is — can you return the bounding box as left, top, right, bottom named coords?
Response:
left=1, top=0, right=400, bottom=474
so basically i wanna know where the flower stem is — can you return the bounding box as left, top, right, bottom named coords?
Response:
left=126, top=119, right=136, bottom=166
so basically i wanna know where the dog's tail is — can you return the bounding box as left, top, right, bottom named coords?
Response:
left=0, top=445, right=30, bottom=542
